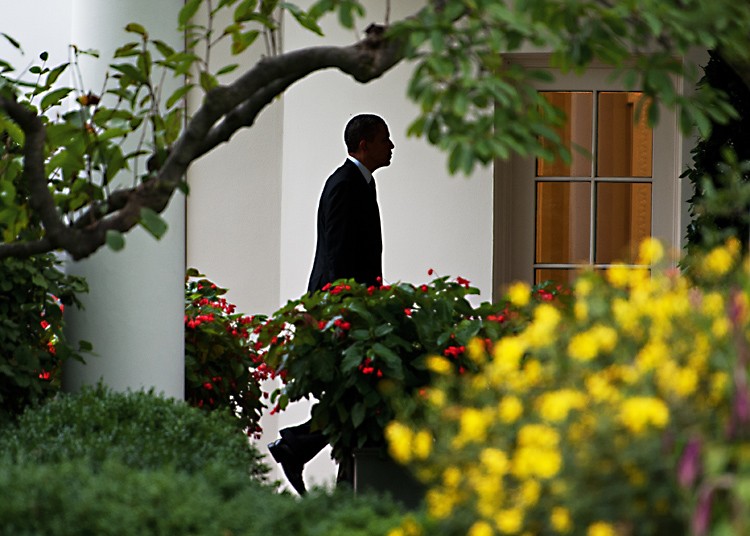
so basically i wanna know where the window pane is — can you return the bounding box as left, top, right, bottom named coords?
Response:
left=537, top=92, right=593, bottom=177
left=595, top=182, right=652, bottom=263
left=597, top=92, right=653, bottom=177
left=536, top=181, right=591, bottom=263
left=535, top=268, right=578, bottom=287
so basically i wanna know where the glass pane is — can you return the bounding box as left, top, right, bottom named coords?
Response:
left=537, top=92, right=593, bottom=177
left=597, top=92, right=653, bottom=177
left=535, top=268, right=578, bottom=287
left=536, top=181, right=591, bottom=263
left=595, top=182, right=652, bottom=263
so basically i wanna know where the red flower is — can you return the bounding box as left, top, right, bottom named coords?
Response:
left=536, top=289, right=554, bottom=301
left=322, top=282, right=332, bottom=292
left=404, top=308, right=413, bottom=317
left=40, top=320, right=50, bottom=330
left=443, top=345, right=465, bottom=359
left=318, top=320, right=327, bottom=330
left=420, top=284, right=428, bottom=292
left=456, top=276, right=471, bottom=288
left=427, top=268, right=434, bottom=276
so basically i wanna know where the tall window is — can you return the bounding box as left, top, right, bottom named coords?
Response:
left=533, top=91, right=654, bottom=285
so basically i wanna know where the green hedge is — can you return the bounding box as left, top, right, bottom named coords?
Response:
left=0, top=387, right=407, bottom=535
left=0, top=460, right=405, bottom=536
left=0, top=385, right=267, bottom=479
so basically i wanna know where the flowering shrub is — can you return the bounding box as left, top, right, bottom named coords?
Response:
left=0, top=254, right=88, bottom=423
left=184, top=269, right=270, bottom=437
left=385, top=238, right=750, bottom=536
left=257, top=274, right=562, bottom=462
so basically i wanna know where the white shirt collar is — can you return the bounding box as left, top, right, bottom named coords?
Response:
left=347, top=155, right=373, bottom=184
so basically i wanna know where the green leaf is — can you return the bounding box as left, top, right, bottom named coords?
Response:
left=282, top=2, right=324, bottom=35
left=110, top=63, right=148, bottom=84
left=215, top=64, right=239, bottom=76
left=351, top=402, right=366, bottom=428
left=234, top=0, right=259, bottom=22
left=199, top=71, right=219, bottom=92
left=139, top=207, right=169, bottom=239
left=106, top=230, right=125, bottom=251
left=1, top=33, right=22, bottom=51
left=179, top=0, right=203, bottom=27
left=45, top=63, right=70, bottom=87
left=231, top=30, right=260, bottom=55
left=40, top=87, right=73, bottom=110
left=0, top=115, right=24, bottom=145
left=124, top=23, right=148, bottom=37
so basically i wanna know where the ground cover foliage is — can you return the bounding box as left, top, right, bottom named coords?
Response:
left=0, top=386, right=406, bottom=535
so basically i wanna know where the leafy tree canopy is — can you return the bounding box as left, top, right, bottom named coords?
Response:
left=1, top=0, right=749, bottom=261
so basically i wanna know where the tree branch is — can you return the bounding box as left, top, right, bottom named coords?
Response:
left=0, top=23, right=407, bottom=261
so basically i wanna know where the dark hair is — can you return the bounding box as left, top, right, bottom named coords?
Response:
left=344, top=114, right=386, bottom=153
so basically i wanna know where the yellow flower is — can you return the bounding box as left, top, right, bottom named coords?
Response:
left=473, top=472, right=505, bottom=517
left=537, top=389, right=587, bottom=422
left=658, top=364, right=698, bottom=398
left=592, top=325, right=618, bottom=353
left=427, top=388, right=446, bottom=408
left=618, top=397, right=669, bottom=434
left=426, top=355, right=452, bottom=375
left=612, top=298, right=642, bottom=336
left=442, top=466, right=462, bottom=488
left=523, top=304, right=561, bottom=348
left=512, top=424, right=562, bottom=479
left=453, top=407, right=494, bottom=446
left=498, top=395, right=524, bottom=423
left=606, top=264, right=630, bottom=287
left=468, top=521, right=494, bottom=536
left=494, top=337, right=527, bottom=368
left=519, top=479, right=541, bottom=506
left=638, top=237, right=664, bottom=265
left=585, top=374, right=619, bottom=404
left=701, top=292, right=725, bottom=317
left=507, top=282, right=531, bottom=306
left=425, top=488, right=456, bottom=519
left=550, top=507, right=572, bottom=533
left=574, top=301, right=589, bottom=321
left=710, top=372, right=729, bottom=403
left=388, top=517, right=422, bottom=536
left=587, top=522, right=617, bottom=536
left=480, top=448, right=510, bottom=475
left=412, top=429, right=433, bottom=460
left=385, top=421, right=413, bottom=464
left=712, top=317, right=730, bottom=338
left=568, top=331, right=598, bottom=362
left=635, top=339, right=669, bottom=372
left=468, top=337, right=488, bottom=364
left=512, top=446, right=562, bottom=479
left=495, top=508, right=524, bottom=534
left=518, top=423, right=560, bottom=449
left=575, top=277, right=594, bottom=297
left=702, top=245, right=734, bottom=276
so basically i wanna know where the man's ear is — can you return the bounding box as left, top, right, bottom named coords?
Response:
left=358, top=138, right=368, bottom=152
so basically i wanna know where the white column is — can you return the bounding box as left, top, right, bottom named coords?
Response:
left=62, top=0, right=186, bottom=398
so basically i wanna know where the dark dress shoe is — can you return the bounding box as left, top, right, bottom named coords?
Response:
left=268, top=439, right=306, bottom=495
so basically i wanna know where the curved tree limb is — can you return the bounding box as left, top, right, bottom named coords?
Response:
left=0, top=24, right=407, bottom=260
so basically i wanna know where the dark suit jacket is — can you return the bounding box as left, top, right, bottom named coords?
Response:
left=308, top=160, right=382, bottom=292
